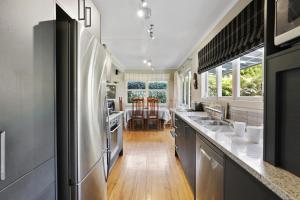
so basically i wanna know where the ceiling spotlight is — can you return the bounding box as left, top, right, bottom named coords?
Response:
left=143, top=59, right=148, bottom=64
left=141, top=0, right=148, bottom=8
left=137, top=8, right=145, bottom=18
left=147, top=61, right=152, bottom=66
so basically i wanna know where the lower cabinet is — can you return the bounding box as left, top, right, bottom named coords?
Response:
left=224, top=157, right=281, bottom=200
left=175, top=115, right=281, bottom=200
left=175, top=115, right=196, bottom=196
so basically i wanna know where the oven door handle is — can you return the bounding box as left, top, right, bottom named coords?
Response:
left=110, top=124, right=121, bottom=133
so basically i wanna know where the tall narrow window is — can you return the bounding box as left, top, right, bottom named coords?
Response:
left=240, top=48, right=263, bottom=96
left=221, top=62, right=233, bottom=96
left=208, top=68, right=217, bottom=97
left=182, top=71, right=192, bottom=107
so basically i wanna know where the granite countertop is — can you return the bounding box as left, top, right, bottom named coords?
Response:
left=174, top=110, right=300, bottom=200
left=108, top=111, right=124, bottom=121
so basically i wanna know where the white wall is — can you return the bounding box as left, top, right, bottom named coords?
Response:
left=113, top=69, right=176, bottom=110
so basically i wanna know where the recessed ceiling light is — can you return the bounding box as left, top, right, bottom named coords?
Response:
left=137, top=9, right=145, bottom=18
left=143, top=59, right=147, bottom=64
left=147, top=61, right=152, bottom=66
left=142, top=0, right=148, bottom=8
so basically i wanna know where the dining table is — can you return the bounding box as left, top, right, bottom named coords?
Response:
left=124, top=107, right=171, bottom=129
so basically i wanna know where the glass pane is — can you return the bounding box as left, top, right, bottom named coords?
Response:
left=240, top=48, right=263, bottom=96
left=148, top=91, right=167, bottom=103
left=127, top=81, right=146, bottom=89
left=148, top=81, right=167, bottom=89
left=127, top=91, right=145, bottom=103
left=208, top=68, right=217, bottom=96
left=107, top=85, right=117, bottom=99
left=185, top=75, right=189, bottom=104
left=222, top=62, right=233, bottom=96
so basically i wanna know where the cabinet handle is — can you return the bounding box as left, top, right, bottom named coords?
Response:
left=85, top=7, right=92, bottom=27
left=170, top=130, right=177, bottom=137
left=200, top=147, right=211, bottom=161
left=110, top=124, right=121, bottom=134
left=0, top=131, right=5, bottom=181
left=78, top=0, right=86, bottom=20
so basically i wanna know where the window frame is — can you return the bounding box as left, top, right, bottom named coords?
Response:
left=182, top=70, right=192, bottom=108
left=203, top=48, right=264, bottom=102
left=125, top=80, right=169, bottom=105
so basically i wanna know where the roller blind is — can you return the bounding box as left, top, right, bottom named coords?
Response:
left=198, top=0, right=264, bottom=74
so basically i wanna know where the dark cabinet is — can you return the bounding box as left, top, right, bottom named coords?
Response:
left=224, top=157, right=281, bottom=200
left=0, top=0, right=55, bottom=198
left=184, top=126, right=196, bottom=195
left=175, top=115, right=196, bottom=195
left=265, top=46, right=300, bottom=177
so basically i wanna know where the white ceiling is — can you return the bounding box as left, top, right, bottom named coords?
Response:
left=94, top=0, right=238, bottom=70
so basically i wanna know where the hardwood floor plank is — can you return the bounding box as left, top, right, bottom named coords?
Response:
left=108, top=129, right=194, bottom=200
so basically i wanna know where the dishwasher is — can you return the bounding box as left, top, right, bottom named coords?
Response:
left=196, top=135, right=224, bottom=200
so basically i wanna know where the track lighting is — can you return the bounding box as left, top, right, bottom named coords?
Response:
left=143, top=59, right=152, bottom=67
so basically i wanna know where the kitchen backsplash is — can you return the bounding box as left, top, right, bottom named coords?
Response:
left=228, top=107, right=263, bottom=126
left=200, top=101, right=263, bottom=126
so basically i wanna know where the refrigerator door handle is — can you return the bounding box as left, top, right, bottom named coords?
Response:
left=0, top=131, right=5, bottom=181
left=102, top=147, right=110, bottom=181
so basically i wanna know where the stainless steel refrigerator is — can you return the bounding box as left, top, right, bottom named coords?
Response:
left=56, top=9, right=109, bottom=200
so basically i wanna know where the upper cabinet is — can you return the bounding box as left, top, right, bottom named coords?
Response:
left=56, top=0, right=101, bottom=41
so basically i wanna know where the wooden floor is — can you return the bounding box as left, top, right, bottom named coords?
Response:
left=108, top=129, right=194, bottom=200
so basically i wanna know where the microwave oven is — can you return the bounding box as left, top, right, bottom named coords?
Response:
left=275, top=0, right=300, bottom=45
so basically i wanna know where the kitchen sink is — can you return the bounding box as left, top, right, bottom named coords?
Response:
left=204, top=125, right=233, bottom=132
left=188, top=116, right=213, bottom=121
left=205, top=120, right=228, bottom=126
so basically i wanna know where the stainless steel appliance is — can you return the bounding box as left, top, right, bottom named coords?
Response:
left=275, top=0, right=300, bottom=45
left=108, top=114, right=123, bottom=171
left=107, top=100, right=116, bottom=115
left=56, top=6, right=110, bottom=199
left=196, top=136, right=224, bottom=200
left=0, top=1, right=56, bottom=199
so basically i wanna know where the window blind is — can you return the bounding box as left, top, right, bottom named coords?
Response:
left=198, top=0, right=264, bottom=74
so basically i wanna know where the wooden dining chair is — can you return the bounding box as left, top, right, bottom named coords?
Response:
left=131, top=98, right=145, bottom=130
left=146, top=98, right=160, bottom=130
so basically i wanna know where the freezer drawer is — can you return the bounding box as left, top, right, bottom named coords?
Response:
left=0, top=158, right=55, bottom=200
left=196, top=135, right=224, bottom=200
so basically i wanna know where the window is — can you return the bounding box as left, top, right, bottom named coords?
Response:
left=127, top=81, right=146, bottom=103
left=203, top=47, right=264, bottom=99
left=222, top=62, right=233, bottom=96
left=239, top=49, right=263, bottom=96
left=182, top=71, right=192, bottom=107
left=126, top=81, right=168, bottom=104
left=208, top=68, right=217, bottom=97
left=148, top=81, right=168, bottom=103
left=107, top=84, right=117, bottom=99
